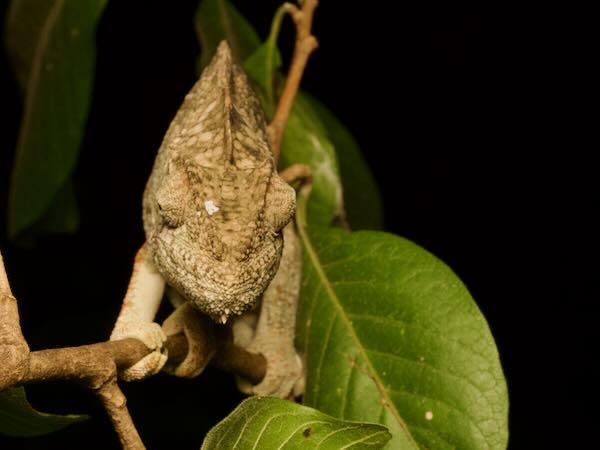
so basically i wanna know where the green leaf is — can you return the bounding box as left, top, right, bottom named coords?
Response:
left=195, top=0, right=261, bottom=70
left=242, top=40, right=282, bottom=113
left=5, top=0, right=107, bottom=239
left=4, top=0, right=53, bottom=91
left=296, top=194, right=509, bottom=449
left=280, top=93, right=344, bottom=226
left=302, top=94, right=384, bottom=230
left=32, top=179, right=79, bottom=235
left=201, top=396, right=391, bottom=449
left=0, top=387, right=87, bottom=437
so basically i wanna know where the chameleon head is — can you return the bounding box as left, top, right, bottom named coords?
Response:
left=147, top=165, right=296, bottom=323
left=142, top=41, right=296, bottom=323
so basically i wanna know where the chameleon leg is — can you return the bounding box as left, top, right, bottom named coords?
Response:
left=233, top=163, right=312, bottom=397
left=236, top=222, right=304, bottom=398
left=110, top=243, right=168, bottom=381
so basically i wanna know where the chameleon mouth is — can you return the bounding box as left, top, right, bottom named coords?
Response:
left=188, top=289, right=257, bottom=324
left=151, top=230, right=282, bottom=324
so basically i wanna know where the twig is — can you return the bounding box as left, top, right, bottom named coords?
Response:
left=3, top=331, right=265, bottom=447
left=211, top=326, right=267, bottom=385
left=96, top=381, right=144, bottom=450
left=20, top=339, right=148, bottom=449
left=167, top=333, right=266, bottom=385
left=1, top=1, right=313, bottom=443
left=268, top=0, right=319, bottom=163
left=1, top=250, right=266, bottom=447
left=0, top=251, right=30, bottom=388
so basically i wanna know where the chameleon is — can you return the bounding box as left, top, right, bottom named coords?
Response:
left=110, top=41, right=304, bottom=398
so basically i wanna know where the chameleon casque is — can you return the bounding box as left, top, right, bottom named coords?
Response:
left=110, top=41, right=304, bottom=398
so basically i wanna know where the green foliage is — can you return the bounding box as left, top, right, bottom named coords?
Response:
left=246, top=45, right=344, bottom=226
left=194, top=0, right=261, bottom=70
left=1, top=0, right=508, bottom=447
left=4, top=0, right=107, bottom=240
left=295, top=190, right=508, bottom=449
left=200, top=8, right=345, bottom=228
left=196, top=1, right=382, bottom=230
left=0, top=388, right=87, bottom=437
left=201, top=397, right=391, bottom=449
left=302, top=93, right=383, bottom=230
left=195, top=1, right=509, bottom=447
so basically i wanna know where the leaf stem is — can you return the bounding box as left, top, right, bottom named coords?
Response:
left=268, top=0, right=319, bottom=164
left=265, top=4, right=289, bottom=106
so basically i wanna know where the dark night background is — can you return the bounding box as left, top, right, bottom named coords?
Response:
left=0, top=1, right=590, bottom=449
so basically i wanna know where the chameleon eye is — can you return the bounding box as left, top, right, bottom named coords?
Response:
left=154, top=162, right=188, bottom=228
left=157, top=199, right=185, bottom=228
left=265, top=175, right=296, bottom=232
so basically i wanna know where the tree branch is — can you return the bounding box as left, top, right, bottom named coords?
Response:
left=1, top=2, right=318, bottom=446
left=268, top=0, right=319, bottom=163
left=1, top=249, right=266, bottom=448
left=96, top=380, right=144, bottom=450
left=0, top=251, right=30, bottom=389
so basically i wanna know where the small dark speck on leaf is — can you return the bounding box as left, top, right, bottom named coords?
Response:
left=303, top=427, right=311, bottom=437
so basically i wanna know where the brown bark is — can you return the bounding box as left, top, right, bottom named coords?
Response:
left=1, top=249, right=265, bottom=449
left=268, top=0, right=320, bottom=162
left=1, top=1, right=318, bottom=445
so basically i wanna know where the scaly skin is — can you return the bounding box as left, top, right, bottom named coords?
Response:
left=111, top=42, right=303, bottom=397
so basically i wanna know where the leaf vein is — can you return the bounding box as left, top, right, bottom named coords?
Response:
left=315, top=424, right=363, bottom=448
left=251, top=412, right=294, bottom=450
left=339, top=362, right=353, bottom=419
left=339, top=429, right=391, bottom=449
left=366, top=347, right=492, bottom=395
left=228, top=402, right=267, bottom=449
left=275, top=420, right=329, bottom=450
left=312, top=312, right=337, bottom=406
left=385, top=387, right=488, bottom=443
left=405, top=424, right=455, bottom=449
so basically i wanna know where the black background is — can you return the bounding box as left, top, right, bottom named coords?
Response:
left=0, top=1, right=590, bottom=449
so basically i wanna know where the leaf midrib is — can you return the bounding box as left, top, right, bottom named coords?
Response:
left=9, top=0, right=66, bottom=235
left=217, top=0, right=244, bottom=63
left=297, top=226, right=419, bottom=448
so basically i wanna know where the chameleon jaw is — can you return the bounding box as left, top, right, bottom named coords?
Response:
left=151, top=231, right=283, bottom=324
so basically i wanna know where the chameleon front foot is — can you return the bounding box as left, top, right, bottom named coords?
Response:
left=110, top=321, right=168, bottom=381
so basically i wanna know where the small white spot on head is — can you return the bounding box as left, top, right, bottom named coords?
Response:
left=204, top=200, right=220, bottom=216
left=425, top=411, right=433, bottom=421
